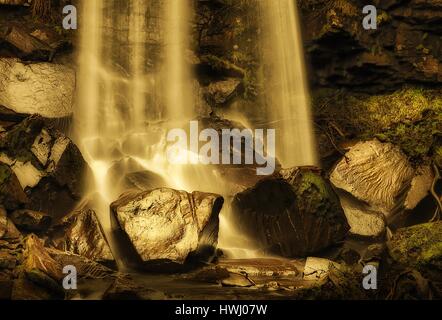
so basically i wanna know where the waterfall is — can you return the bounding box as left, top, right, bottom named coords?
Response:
left=260, top=0, right=318, bottom=168
left=163, top=0, right=194, bottom=121
left=74, top=0, right=318, bottom=265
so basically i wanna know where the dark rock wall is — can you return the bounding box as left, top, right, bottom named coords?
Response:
left=300, top=0, right=442, bottom=91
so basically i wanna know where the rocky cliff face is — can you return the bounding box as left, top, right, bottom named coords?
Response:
left=300, top=0, right=442, bottom=90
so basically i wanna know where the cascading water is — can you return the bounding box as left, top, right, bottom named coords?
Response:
left=75, top=0, right=220, bottom=268
left=259, top=0, right=318, bottom=168
left=75, top=0, right=317, bottom=266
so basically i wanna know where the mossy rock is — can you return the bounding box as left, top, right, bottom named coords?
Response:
left=232, top=167, right=349, bottom=257
left=387, top=221, right=442, bottom=280
left=312, top=87, right=442, bottom=164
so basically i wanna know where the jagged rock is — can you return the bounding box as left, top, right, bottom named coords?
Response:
left=0, top=116, right=90, bottom=218
left=0, top=162, right=29, bottom=210
left=0, top=58, right=75, bottom=118
left=331, top=141, right=433, bottom=233
left=11, top=234, right=65, bottom=300
left=22, top=234, right=63, bottom=282
left=303, top=257, right=342, bottom=281
left=3, top=26, right=53, bottom=61
left=10, top=209, right=52, bottom=232
left=50, top=205, right=114, bottom=264
left=387, top=221, right=442, bottom=280
left=110, top=188, right=224, bottom=268
left=0, top=207, right=21, bottom=240
left=335, top=191, right=386, bottom=238
left=232, top=167, right=349, bottom=258
left=204, top=78, right=242, bottom=106
left=331, top=140, right=415, bottom=217
left=404, top=165, right=434, bottom=210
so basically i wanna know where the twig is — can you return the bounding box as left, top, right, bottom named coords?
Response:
left=430, top=163, right=442, bottom=222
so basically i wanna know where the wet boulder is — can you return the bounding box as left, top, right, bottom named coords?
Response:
left=232, top=167, right=349, bottom=257
left=50, top=205, right=114, bottom=265
left=110, top=188, right=224, bottom=269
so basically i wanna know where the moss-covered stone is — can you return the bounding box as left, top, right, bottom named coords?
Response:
left=387, top=221, right=442, bottom=280
left=232, top=167, right=349, bottom=257
left=313, top=87, right=442, bottom=164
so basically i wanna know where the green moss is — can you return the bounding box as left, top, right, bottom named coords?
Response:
left=374, top=109, right=442, bottom=162
left=387, top=221, right=442, bottom=273
left=313, top=86, right=442, bottom=164
left=298, top=170, right=328, bottom=196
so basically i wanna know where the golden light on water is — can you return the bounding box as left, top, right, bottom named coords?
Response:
left=75, top=0, right=318, bottom=264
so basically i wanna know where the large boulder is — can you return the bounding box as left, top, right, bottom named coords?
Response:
left=232, top=167, right=349, bottom=257
left=387, top=221, right=442, bottom=281
left=0, top=115, right=90, bottom=219
left=110, top=188, right=224, bottom=269
left=330, top=140, right=433, bottom=236
left=50, top=204, right=114, bottom=265
left=0, top=58, right=75, bottom=118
